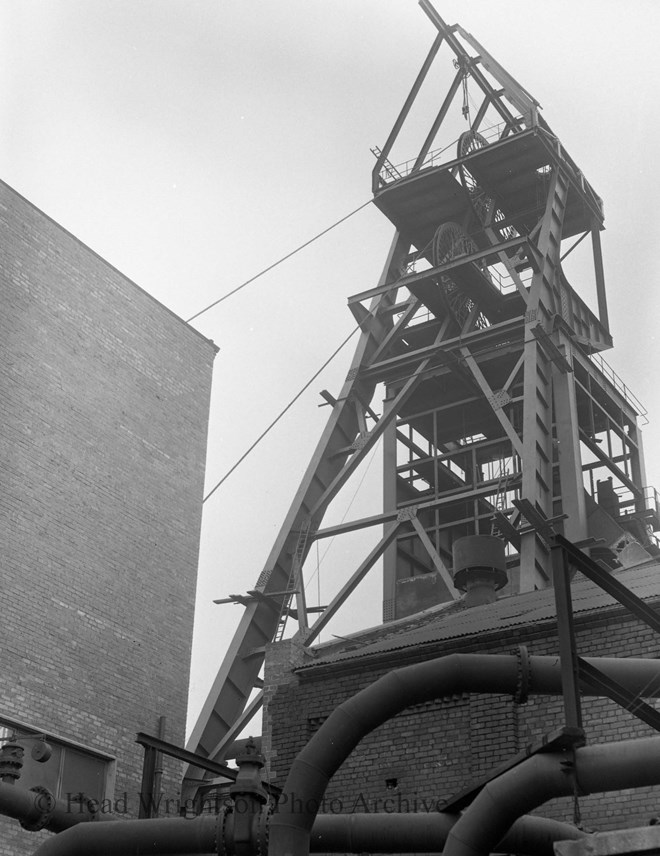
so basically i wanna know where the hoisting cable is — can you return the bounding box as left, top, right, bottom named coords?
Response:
left=203, top=322, right=362, bottom=502
left=186, top=199, right=373, bottom=323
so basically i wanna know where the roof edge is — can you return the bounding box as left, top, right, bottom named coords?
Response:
left=0, top=177, right=219, bottom=355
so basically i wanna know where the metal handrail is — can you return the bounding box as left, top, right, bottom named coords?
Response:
left=588, top=352, right=648, bottom=424
left=611, top=483, right=660, bottom=519
left=375, top=120, right=518, bottom=186
left=375, top=120, right=604, bottom=224
left=643, top=486, right=660, bottom=516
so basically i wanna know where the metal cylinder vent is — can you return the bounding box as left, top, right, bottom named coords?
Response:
left=452, top=535, right=507, bottom=594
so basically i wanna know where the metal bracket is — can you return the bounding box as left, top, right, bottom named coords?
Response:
left=350, top=433, right=371, bottom=451
left=530, top=324, right=573, bottom=373
left=488, top=389, right=511, bottom=410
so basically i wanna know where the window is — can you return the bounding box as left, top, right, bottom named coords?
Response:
left=0, top=716, right=113, bottom=803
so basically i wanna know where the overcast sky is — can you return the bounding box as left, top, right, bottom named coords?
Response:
left=2, top=0, right=659, bottom=736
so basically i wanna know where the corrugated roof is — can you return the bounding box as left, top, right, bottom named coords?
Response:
left=301, top=560, right=660, bottom=670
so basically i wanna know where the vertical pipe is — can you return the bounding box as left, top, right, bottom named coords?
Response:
left=153, top=716, right=167, bottom=809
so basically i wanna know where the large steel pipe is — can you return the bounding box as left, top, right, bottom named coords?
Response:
left=269, top=653, right=660, bottom=856
left=30, top=808, right=583, bottom=856
left=0, top=780, right=98, bottom=832
left=311, top=811, right=583, bottom=855
left=30, top=653, right=660, bottom=856
left=443, top=735, right=660, bottom=856
left=32, top=816, right=219, bottom=856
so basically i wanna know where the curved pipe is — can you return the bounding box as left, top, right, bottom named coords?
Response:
left=269, top=653, right=660, bottom=856
left=31, top=653, right=660, bottom=856
left=30, top=808, right=583, bottom=856
left=443, top=734, right=660, bottom=856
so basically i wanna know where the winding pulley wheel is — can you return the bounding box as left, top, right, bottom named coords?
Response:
left=432, top=221, right=488, bottom=331
left=457, top=130, right=516, bottom=241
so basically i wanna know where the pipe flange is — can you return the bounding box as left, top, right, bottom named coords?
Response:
left=20, top=786, right=56, bottom=831
left=216, top=804, right=232, bottom=856
left=256, top=803, right=272, bottom=856
left=514, top=644, right=531, bottom=705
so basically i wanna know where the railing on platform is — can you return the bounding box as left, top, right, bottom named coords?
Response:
left=588, top=352, right=648, bottom=424
left=375, top=120, right=520, bottom=186
left=644, top=486, right=660, bottom=518
left=374, top=120, right=603, bottom=222
left=609, top=484, right=660, bottom=550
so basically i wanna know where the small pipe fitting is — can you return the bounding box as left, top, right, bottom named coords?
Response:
left=0, top=741, right=24, bottom=783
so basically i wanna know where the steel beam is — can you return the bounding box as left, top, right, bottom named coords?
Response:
left=591, top=225, right=609, bottom=332
left=552, top=339, right=587, bottom=544
left=184, top=232, right=410, bottom=781
left=303, top=521, right=405, bottom=646
left=372, top=33, right=444, bottom=193
left=579, top=431, right=641, bottom=498
left=460, top=346, right=524, bottom=458
left=201, top=691, right=265, bottom=767
left=308, top=324, right=454, bottom=520
left=551, top=546, right=583, bottom=731
left=519, top=167, right=569, bottom=587
left=348, top=236, right=528, bottom=307
left=369, top=298, right=421, bottom=365
left=418, top=1, right=520, bottom=130
left=411, top=68, right=466, bottom=173
left=555, top=534, right=660, bottom=635
left=311, top=477, right=521, bottom=543
left=453, top=24, right=540, bottom=123
left=577, top=658, right=660, bottom=732
left=360, top=316, right=525, bottom=384
left=410, top=515, right=459, bottom=599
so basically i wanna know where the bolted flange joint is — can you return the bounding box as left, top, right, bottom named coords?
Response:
left=20, top=786, right=56, bottom=831
left=514, top=644, right=531, bottom=705
left=216, top=805, right=232, bottom=856
left=216, top=803, right=271, bottom=856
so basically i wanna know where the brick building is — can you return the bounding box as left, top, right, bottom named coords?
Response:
left=263, top=557, right=660, bottom=834
left=0, top=180, right=216, bottom=853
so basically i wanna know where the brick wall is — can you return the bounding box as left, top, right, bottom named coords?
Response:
left=265, top=607, right=660, bottom=834
left=0, top=181, right=216, bottom=853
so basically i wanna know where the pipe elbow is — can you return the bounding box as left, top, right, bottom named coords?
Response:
left=443, top=753, right=574, bottom=856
